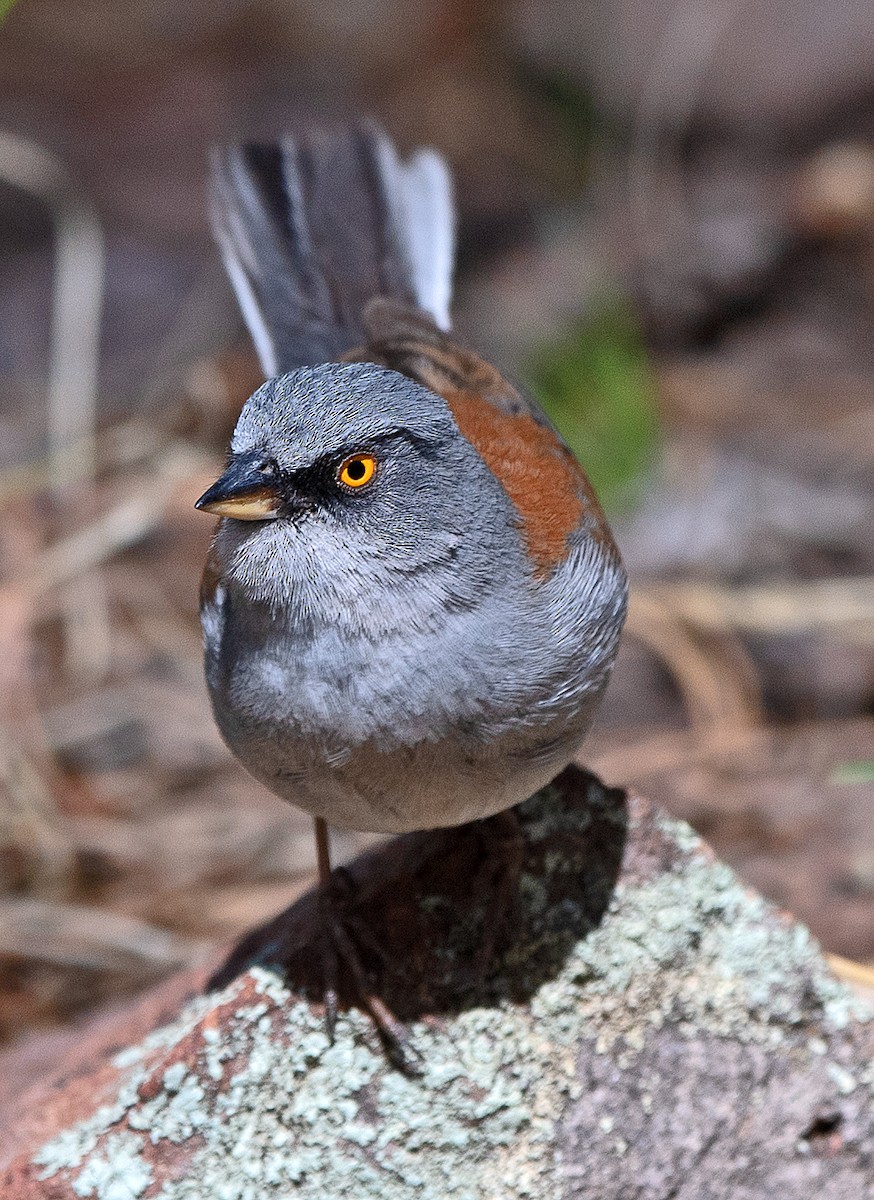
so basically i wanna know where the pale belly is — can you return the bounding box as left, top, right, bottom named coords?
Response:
left=216, top=712, right=590, bottom=833
left=205, top=539, right=623, bottom=834
left=208, top=667, right=597, bottom=835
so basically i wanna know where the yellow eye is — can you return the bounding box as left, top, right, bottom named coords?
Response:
left=338, top=453, right=377, bottom=490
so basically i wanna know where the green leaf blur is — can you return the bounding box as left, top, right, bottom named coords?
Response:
left=524, top=298, right=659, bottom=515
left=831, top=761, right=874, bottom=785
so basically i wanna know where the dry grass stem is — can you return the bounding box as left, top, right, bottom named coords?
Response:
left=587, top=723, right=768, bottom=784
left=639, top=578, right=874, bottom=641
left=0, top=729, right=75, bottom=895
left=0, top=896, right=206, bottom=975
left=19, top=446, right=210, bottom=601
left=826, top=953, right=874, bottom=1004
left=625, top=590, right=764, bottom=730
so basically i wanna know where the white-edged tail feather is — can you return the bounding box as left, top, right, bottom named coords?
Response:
left=374, top=141, right=455, bottom=331
left=210, top=123, right=456, bottom=375
left=213, top=214, right=280, bottom=378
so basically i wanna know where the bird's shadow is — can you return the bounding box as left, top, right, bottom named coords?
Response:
left=208, top=765, right=628, bottom=1022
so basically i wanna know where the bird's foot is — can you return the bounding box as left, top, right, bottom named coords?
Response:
left=316, top=867, right=421, bottom=1075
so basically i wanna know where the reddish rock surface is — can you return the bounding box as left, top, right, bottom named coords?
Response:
left=1, top=769, right=872, bottom=1199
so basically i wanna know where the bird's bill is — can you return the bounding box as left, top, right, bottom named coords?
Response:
left=195, top=458, right=282, bottom=521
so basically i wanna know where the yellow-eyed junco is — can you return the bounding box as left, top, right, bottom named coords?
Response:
left=195, top=122, right=627, bottom=1060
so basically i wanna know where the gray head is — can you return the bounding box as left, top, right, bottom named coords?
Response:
left=196, top=362, right=524, bottom=627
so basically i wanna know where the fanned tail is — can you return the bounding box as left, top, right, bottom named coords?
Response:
left=209, top=121, right=455, bottom=375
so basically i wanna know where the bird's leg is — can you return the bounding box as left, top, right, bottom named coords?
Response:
left=314, top=816, right=341, bottom=1040
left=313, top=817, right=420, bottom=1073
left=472, top=808, right=525, bottom=989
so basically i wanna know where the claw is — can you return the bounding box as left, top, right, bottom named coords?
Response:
left=329, top=912, right=422, bottom=1075
left=317, top=889, right=340, bottom=1042
left=313, top=817, right=419, bottom=1072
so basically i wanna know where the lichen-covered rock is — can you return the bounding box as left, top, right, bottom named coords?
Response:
left=2, top=768, right=873, bottom=1198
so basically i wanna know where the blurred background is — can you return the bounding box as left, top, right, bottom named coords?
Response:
left=0, top=0, right=872, bottom=1048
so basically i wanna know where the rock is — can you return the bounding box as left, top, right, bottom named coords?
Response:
left=590, top=719, right=874, bottom=962
left=1, top=767, right=872, bottom=1198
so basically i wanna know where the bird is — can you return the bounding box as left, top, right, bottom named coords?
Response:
left=195, top=122, right=627, bottom=1064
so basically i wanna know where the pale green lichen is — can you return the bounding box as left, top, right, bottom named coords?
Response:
left=70, top=1132, right=152, bottom=1200
left=533, top=853, right=873, bottom=1060
left=827, top=1062, right=858, bottom=1096
left=32, top=798, right=874, bottom=1199
left=111, top=992, right=217, bottom=1071
left=655, top=808, right=706, bottom=855
left=34, top=1076, right=149, bottom=1179
left=128, top=1066, right=208, bottom=1144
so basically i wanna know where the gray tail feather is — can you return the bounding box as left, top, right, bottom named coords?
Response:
left=209, top=121, right=455, bottom=376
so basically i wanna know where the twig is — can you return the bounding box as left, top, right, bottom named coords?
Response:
left=625, top=590, right=764, bottom=730
left=0, top=896, right=206, bottom=975
left=637, top=578, right=874, bottom=641
left=17, top=445, right=208, bottom=601
left=628, top=0, right=749, bottom=295
left=0, top=131, right=108, bottom=679
left=0, top=419, right=167, bottom=506
left=587, top=722, right=765, bottom=784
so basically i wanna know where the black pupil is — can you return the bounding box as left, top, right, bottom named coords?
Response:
left=346, top=459, right=366, bottom=481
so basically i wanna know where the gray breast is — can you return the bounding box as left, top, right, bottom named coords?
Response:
left=203, top=531, right=626, bottom=834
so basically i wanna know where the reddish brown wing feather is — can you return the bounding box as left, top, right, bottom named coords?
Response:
left=442, top=390, right=587, bottom=574
left=347, top=300, right=613, bottom=576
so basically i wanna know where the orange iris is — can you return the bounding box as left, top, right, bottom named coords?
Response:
left=338, top=453, right=377, bottom=489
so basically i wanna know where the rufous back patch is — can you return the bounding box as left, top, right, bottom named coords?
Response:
left=346, top=305, right=612, bottom=576
left=443, top=389, right=586, bottom=575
